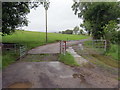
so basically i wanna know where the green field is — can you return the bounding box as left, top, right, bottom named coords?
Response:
left=2, top=30, right=89, bottom=49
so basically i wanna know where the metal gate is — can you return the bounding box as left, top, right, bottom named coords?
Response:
left=72, top=39, right=107, bottom=55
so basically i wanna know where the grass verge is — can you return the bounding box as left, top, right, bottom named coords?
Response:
left=2, top=50, right=19, bottom=69
left=59, top=52, right=79, bottom=66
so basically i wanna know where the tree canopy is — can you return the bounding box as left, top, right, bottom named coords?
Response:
left=61, top=29, right=73, bottom=34
left=2, top=1, right=42, bottom=35
left=72, top=2, right=120, bottom=39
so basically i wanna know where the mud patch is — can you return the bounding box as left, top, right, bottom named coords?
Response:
left=82, top=63, right=95, bottom=69
left=8, top=82, right=32, bottom=88
left=20, top=54, right=59, bottom=62
left=73, top=73, right=85, bottom=81
left=91, top=54, right=118, bottom=68
left=72, top=73, right=94, bottom=88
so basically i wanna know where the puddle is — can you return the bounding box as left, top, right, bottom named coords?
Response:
left=8, top=82, right=32, bottom=88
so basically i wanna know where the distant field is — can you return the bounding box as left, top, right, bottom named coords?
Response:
left=2, top=30, right=89, bottom=49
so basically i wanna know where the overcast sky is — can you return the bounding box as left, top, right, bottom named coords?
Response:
left=22, top=0, right=83, bottom=32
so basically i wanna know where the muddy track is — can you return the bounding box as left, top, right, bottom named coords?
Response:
left=2, top=39, right=119, bottom=88
left=72, top=43, right=118, bottom=88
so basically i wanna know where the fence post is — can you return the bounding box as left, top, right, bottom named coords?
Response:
left=104, top=40, right=107, bottom=51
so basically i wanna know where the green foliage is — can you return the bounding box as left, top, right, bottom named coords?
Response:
left=79, top=29, right=84, bottom=35
left=62, top=29, right=73, bottom=34
left=103, top=20, right=119, bottom=44
left=2, top=2, right=30, bottom=35
left=2, top=2, right=42, bottom=35
left=59, top=52, right=79, bottom=66
left=106, top=44, right=119, bottom=60
left=72, top=2, right=120, bottom=39
left=80, top=21, right=92, bottom=35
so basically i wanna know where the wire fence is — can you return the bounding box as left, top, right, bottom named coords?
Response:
left=2, top=43, right=27, bottom=59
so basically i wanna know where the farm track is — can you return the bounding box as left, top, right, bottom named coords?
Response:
left=28, top=39, right=89, bottom=54
left=2, top=39, right=119, bottom=88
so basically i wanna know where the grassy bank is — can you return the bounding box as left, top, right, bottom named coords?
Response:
left=59, top=52, right=79, bottom=66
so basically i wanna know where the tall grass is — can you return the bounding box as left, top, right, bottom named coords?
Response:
left=2, top=50, right=19, bottom=69
left=106, top=44, right=119, bottom=60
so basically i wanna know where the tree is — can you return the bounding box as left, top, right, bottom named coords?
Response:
left=65, top=29, right=73, bottom=34
left=2, top=2, right=42, bottom=35
left=72, top=2, right=120, bottom=39
left=103, top=20, right=119, bottom=50
left=80, top=21, right=92, bottom=35
left=62, top=29, right=73, bottom=34
left=59, top=31, right=62, bottom=33
left=79, top=29, right=84, bottom=35
left=73, top=26, right=79, bottom=34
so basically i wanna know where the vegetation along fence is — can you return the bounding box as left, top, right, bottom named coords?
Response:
left=2, top=43, right=27, bottom=59
left=83, top=39, right=107, bottom=55
left=92, top=40, right=107, bottom=51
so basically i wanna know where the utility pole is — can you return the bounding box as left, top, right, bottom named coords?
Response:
left=43, top=0, right=50, bottom=43
left=45, top=9, right=48, bottom=43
